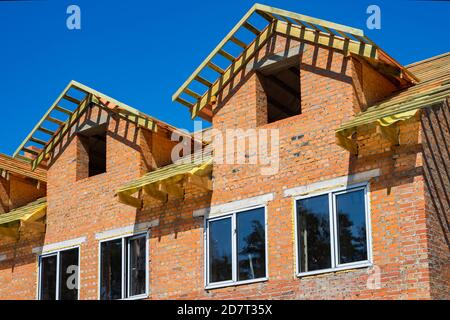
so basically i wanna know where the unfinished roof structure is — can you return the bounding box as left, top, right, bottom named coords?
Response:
left=0, top=197, right=46, bottom=240
left=0, top=153, right=46, bottom=183
left=172, top=3, right=417, bottom=121
left=117, top=152, right=213, bottom=208
left=337, top=52, right=450, bottom=153
left=0, top=3, right=449, bottom=301
left=13, top=80, right=184, bottom=171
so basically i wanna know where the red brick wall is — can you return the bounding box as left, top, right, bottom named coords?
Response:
left=1, top=32, right=446, bottom=300
left=197, top=35, right=433, bottom=299
left=143, top=35, right=435, bottom=299
left=0, top=104, right=174, bottom=299
left=0, top=231, right=44, bottom=300
left=352, top=58, right=398, bottom=112
left=420, top=102, right=450, bottom=299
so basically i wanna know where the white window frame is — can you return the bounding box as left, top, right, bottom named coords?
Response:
left=97, top=232, right=149, bottom=300
left=38, top=246, right=81, bottom=300
left=294, top=182, right=373, bottom=277
left=204, top=205, right=268, bottom=290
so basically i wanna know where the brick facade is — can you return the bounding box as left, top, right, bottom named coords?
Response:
left=0, top=30, right=448, bottom=300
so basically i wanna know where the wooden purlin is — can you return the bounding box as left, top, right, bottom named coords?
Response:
left=13, top=81, right=79, bottom=160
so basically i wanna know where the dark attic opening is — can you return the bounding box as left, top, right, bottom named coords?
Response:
left=258, top=56, right=301, bottom=123
left=78, top=124, right=107, bottom=178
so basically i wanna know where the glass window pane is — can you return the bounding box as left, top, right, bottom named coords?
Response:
left=336, top=189, right=368, bottom=264
left=40, top=255, right=57, bottom=300
left=129, top=236, right=146, bottom=297
left=237, top=208, right=266, bottom=281
left=297, top=195, right=331, bottom=273
left=209, top=218, right=232, bottom=283
left=59, top=248, right=79, bottom=300
left=100, top=239, right=123, bottom=300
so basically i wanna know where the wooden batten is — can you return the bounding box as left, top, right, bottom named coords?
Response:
left=118, top=193, right=142, bottom=209
left=336, top=132, right=358, bottom=155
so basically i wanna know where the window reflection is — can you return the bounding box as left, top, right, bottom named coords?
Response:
left=209, top=218, right=232, bottom=283
left=40, top=255, right=57, bottom=300
left=297, top=195, right=332, bottom=273
left=336, top=190, right=368, bottom=264
left=237, top=208, right=266, bottom=281
left=129, top=236, right=146, bottom=297
left=100, top=239, right=122, bottom=300
left=59, top=248, right=79, bottom=300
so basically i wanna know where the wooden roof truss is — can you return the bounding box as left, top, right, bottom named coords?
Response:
left=14, top=81, right=159, bottom=171
left=172, top=3, right=416, bottom=120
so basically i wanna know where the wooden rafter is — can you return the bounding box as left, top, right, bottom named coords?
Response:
left=14, top=80, right=171, bottom=171
left=171, top=3, right=412, bottom=120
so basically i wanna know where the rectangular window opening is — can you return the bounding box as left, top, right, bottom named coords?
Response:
left=100, top=234, right=148, bottom=300
left=257, top=57, right=301, bottom=124
left=206, top=207, right=267, bottom=288
left=78, top=125, right=107, bottom=178
left=39, top=248, right=79, bottom=300
left=296, top=186, right=371, bottom=276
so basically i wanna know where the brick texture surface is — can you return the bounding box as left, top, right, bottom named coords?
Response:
left=0, top=33, right=448, bottom=300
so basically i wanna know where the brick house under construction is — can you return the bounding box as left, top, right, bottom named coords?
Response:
left=0, top=4, right=449, bottom=300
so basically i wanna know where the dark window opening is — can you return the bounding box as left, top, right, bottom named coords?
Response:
left=297, top=195, right=332, bottom=273
left=336, top=189, right=368, bottom=264
left=258, top=57, right=301, bottom=123
left=207, top=207, right=266, bottom=286
left=100, top=239, right=123, bottom=300
left=39, top=248, right=79, bottom=300
left=78, top=125, right=107, bottom=178
left=295, top=187, right=370, bottom=275
left=40, top=255, right=57, bottom=300
left=209, top=218, right=233, bottom=283
left=100, top=234, right=147, bottom=300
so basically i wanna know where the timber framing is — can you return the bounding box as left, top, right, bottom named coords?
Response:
left=0, top=153, right=46, bottom=183
left=14, top=81, right=185, bottom=171
left=0, top=198, right=47, bottom=240
left=172, top=3, right=417, bottom=120
left=336, top=52, right=450, bottom=154
left=117, top=155, right=213, bottom=208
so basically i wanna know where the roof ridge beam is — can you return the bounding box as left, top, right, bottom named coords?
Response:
left=254, top=3, right=364, bottom=37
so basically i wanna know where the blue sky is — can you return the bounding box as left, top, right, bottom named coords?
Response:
left=0, top=0, right=448, bottom=155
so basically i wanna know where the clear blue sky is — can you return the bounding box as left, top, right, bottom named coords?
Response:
left=0, top=0, right=448, bottom=155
